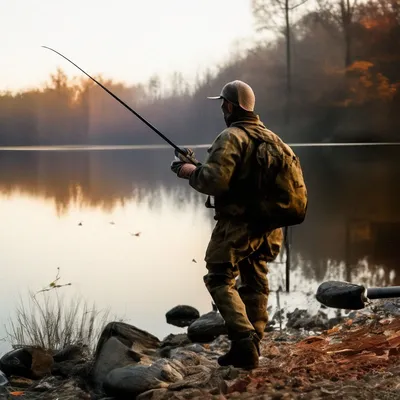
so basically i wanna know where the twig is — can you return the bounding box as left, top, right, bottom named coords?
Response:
left=276, top=285, right=283, bottom=333
left=34, top=267, right=72, bottom=297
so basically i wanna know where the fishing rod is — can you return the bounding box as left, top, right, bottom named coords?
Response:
left=41, top=46, right=199, bottom=165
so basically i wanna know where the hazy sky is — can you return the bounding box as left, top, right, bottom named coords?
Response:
left=1, top=0, right=256, bottom=92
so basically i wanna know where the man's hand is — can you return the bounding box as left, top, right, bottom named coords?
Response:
left=174, top=148, right=199, bottom=165
left=171, top=157, right=197, bottom=179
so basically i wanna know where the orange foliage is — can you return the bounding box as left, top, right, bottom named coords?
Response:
left=360, top=16, right=393, bottom=30
left=335, top=61, right=398, bottom=106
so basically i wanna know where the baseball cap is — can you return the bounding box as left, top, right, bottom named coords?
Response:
left=207, top=80, right=255, bottom=112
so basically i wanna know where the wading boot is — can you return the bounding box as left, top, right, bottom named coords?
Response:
left=218, top=332, right=260, bottom=370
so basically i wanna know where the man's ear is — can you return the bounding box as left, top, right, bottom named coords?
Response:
left=227, top=102, right=233, bottom=113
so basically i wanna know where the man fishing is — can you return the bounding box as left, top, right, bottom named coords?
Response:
left=43, top=51, right=306, bottom=370
left=171, top=80, right=307, bottom=369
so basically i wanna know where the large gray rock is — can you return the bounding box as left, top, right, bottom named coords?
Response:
left=103, top=358, right=185, bottom=397
left=104, top=351, right=227, bottom=398
left=187, top=312, right=227, bottom=343
left=91, top=322, right=160, bottom=393
left=91, top=336, right=139, bottom=392
left=166, top=305, right=200, bottom=328
left=94, top=322, right=160, bottom=359
left=104, top=365, right=169, bottom=397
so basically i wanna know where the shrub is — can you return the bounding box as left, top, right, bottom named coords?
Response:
left=5, top=290, right=112, bottom=354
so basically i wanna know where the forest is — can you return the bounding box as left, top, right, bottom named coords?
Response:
left=0, top=0, right=399, bottom=146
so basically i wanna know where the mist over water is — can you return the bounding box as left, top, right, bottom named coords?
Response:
left=0, top=145, right=399, bottom=353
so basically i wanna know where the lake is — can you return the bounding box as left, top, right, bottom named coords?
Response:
left=0, top=144, right=399, bottom=353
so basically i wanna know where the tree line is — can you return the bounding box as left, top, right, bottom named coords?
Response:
left=0, top=0, right=399, bottom=146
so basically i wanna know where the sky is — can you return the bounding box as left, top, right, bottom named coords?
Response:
left=0, top=0, right=256, bottom=93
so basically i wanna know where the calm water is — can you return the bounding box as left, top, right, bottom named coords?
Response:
left=0, top=145, right=399, bottom=353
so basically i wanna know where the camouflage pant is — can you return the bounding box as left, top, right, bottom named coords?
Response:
left=203, top=253, right=269, bottom=340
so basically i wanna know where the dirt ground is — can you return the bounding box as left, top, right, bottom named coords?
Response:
left=223, top=312, right=400, bottom=399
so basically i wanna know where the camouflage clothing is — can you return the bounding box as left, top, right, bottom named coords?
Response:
left=189, top=114, right=283, bottom=265
left=188, top=113, right=284, bottom=339
left=204, top=242, right=280, bottom=340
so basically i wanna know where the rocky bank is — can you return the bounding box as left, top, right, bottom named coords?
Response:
left=1, top=300, right=400, bottom=399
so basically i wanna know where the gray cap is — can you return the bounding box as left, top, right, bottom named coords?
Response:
left=207, top=80, right=255, bottom=112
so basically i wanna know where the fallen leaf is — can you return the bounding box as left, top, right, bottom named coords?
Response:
left=297, top=336, right=325, bottom=345
left=327, top=326, right=341, bottom=335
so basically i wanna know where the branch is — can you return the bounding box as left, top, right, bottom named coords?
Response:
left=349, top=0, right=358, bottom=16
left=34, top=267, right=72, bottom=297
left=290, top=0, right=308, bottom=10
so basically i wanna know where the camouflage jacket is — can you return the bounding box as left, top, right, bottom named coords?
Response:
left=189, top=114, right=283, bottom=264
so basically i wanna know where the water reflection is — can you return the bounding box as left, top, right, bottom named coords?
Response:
left=0, top=146, right=399, bottom=350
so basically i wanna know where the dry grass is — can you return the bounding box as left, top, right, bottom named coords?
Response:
left=4, top=290, right=113, bottom=353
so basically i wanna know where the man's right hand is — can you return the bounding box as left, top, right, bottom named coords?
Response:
left=174, top=148, right=200, bottom=165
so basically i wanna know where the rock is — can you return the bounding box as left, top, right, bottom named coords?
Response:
left=0, top=371, right=7, bottom=386
left=104, top=355, right=202, bottom=398
left=30, top=347, right=54, bottom=378
left=158, top=333, right=192, bottom=357
left=0, top=347, right=53, bottom=379
left=327, top=316, right=344, bottom=329
left=32, top=376, right=61, bottom=392
left=166, top=305, right=200, bottom=328
left=0, top=348, right=32, bottom=378
left=286, top=308, right=311, bottom=329
left=383, top=301, right=400, bottom=316
left=103, top=364, right=169, bottom=398
left=52, top=359, right=92, bottom=378
left=160, top=333, right=191, bottom=350
left=218, top=366, right=240, bottom=380
left=90, top=336, right=141, bottom=392
left=53, top=344, right=90, bottom=362
left=91, top=322, right=161, bottom=393
left=95, top=322, right=160, bottom=356
left=286, top=308, right=332, bottom=330
left=266, top=320, right=276, bottom=332
left=95, top=321, right=160, bottom=358
left=183, top=343, right=206, bottom=354
left=208, top=335, right=230, bottom=354
left=187, top=312, right=227, bottom=343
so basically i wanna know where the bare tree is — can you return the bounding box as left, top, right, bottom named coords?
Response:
left=252, top=0, right=308, bottom=123
left=317, top=0, right=358, bottom=67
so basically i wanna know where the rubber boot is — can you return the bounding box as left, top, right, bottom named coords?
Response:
left=218, top=332, right=260, bottom=370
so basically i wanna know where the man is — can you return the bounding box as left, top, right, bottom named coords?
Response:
left=171, top=80, right=284, bottom=370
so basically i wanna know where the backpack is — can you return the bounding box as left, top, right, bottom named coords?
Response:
left=233, top=124, right=308, bottom=230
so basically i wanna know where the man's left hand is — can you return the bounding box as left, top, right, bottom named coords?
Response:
left=171, top=157, right=197, bottom=179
